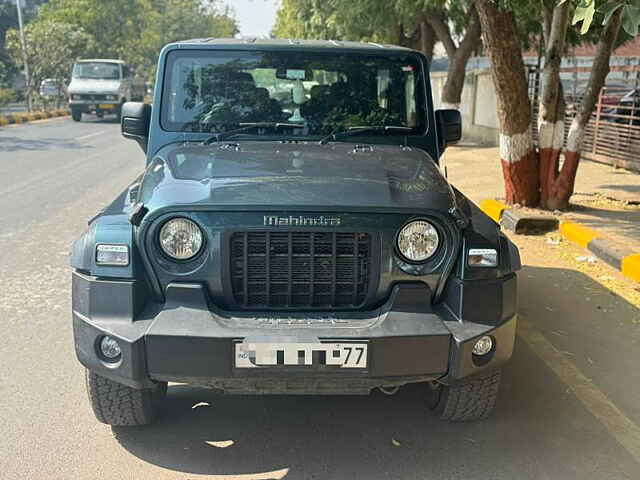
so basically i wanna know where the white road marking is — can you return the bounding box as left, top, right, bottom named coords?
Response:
left=519, top=317, right=640, bottom=465
left=76, top=131, right=105, bottom=141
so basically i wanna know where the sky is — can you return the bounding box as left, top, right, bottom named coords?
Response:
left=223, top=0, right=280, bottom=38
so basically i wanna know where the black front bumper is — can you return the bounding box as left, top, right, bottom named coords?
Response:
left=72, top=271, right=517, bottom=393
left=69, top=101, right=119, bottom=115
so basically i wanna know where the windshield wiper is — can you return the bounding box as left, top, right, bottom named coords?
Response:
left=318, top=125, right=413, bottom=145
left=203, top=122, right=305, bottom=144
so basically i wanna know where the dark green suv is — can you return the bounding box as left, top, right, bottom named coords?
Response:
left=71, top=38, right=520, bottom=426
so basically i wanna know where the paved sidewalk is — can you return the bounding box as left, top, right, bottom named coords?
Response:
left=445, top=145, right=640, bottom=249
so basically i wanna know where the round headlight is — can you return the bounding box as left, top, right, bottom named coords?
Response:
left=397, top=220, right=439, bottom=262
left=159, top=218, right=203, bottom=260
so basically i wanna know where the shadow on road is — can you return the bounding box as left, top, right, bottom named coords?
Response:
left=0, top=135, right=95, bottom=152
left=111, top=266, right=639, bottom=479
left=0, top=115, right=118, bottom=152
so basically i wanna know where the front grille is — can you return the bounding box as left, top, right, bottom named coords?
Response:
left=78, top=94, right=107, bottom=101
left=230, top=232, right=371, bottom=309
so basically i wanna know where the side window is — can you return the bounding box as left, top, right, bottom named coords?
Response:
left=122, top=66, right=130, bottom=78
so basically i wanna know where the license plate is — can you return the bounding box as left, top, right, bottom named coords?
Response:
left=235, top=342, right=368, bottom=369
left=98, top=104, right=114, bottom=109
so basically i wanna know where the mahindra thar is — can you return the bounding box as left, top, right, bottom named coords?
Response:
left=71, top=39, right=520, bottom=426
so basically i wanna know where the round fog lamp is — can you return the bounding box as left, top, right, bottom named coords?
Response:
left=472, top=336, right=493, bottom=356
left=100, top=336, right=122, bottom=360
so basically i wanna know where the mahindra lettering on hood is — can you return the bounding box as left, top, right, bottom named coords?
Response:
left=70, top=38, right=521, bottom=427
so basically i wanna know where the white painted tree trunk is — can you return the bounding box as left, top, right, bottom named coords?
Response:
left=538, top=120, right=565, bottom=151
left=499, top=130, right=532, bottom=164
left=566, top=118, right=585, bottom=154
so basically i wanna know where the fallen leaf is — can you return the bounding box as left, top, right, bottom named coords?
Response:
left=192, top=402, right=210, bottom=409
left=391, top=438, right=401, bottom=447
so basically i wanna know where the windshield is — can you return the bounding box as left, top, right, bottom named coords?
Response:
left=72, top=62, right=121, bottom=80
left=161, top=50, right=427, bottom=137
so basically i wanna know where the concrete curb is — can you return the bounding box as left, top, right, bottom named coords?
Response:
left=0, top=109, right=69, bottom=127
left=480, top=199, right=640, bottom=283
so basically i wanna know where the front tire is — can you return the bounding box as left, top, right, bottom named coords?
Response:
left=85, top=370, right=167, bottom=426
left=426, top=369, right=501, bottom=421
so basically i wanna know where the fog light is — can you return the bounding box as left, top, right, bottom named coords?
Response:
left=100, top=336, right=121, bottom=360
left=472, top=336, right=493, bottom=356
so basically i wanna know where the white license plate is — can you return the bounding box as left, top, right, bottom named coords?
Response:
left=235, top=342, right=368, bottom=369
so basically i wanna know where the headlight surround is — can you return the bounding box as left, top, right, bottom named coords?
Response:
left=159, top=218, right=203, bottom=260
left=396, top=220, right=440, bottom=262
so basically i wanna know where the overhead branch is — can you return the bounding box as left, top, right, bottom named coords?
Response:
left=457, top=6, right=482, bottom=63
left=425, top=11, right=457, bottom=58
left=419, top=19, right=436, bottom=62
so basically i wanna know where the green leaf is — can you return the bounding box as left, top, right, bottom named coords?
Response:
left=621, top=4, right=640, bottom=37
left=572, top=0, right=596, bottom=34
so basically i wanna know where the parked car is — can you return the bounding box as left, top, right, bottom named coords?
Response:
left=39, top=78, right=64, bottom=99
left=71, top=39, right=521, bottom=426
left=67, top=59, right=145, bottom=122
left=603, top=88, right=640, bottom=126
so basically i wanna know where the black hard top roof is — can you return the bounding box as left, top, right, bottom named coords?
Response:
left=169, top=37, right=417, bottom=53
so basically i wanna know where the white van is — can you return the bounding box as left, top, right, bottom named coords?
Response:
left=67, top=59, right=145, bottom=122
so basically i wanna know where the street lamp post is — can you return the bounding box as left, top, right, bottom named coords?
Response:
left=15, top=0, right=32, bottom=111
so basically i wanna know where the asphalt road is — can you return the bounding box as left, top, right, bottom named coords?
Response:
left=1, top=117, right=639, bottom=480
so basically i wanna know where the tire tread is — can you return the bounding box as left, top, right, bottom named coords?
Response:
left=85, top=370, right=160, bottom=426
left=436, top=369, right=501, bottom=422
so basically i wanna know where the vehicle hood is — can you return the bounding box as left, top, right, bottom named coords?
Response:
left=67, top=78, right=121, bottom=94
left=139, top=141, right=456, bottom=213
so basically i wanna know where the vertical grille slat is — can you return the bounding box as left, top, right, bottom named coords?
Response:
left=353, top=234, right=359, bottom=305
left=231, top=231, right=371, bottom=309
left=331, top=233, right=337, bottom=305
left=310, top=233, right=315, bottom=306
left=243, top=233, right=248, bottom=306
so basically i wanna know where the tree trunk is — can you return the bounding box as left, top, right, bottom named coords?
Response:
left=440, top=7, right=481, bottom=109
left=419, top=20, right=436, bottom=63
left=476, top=0, right=539, bottom=206
left=538, top=2, right=570, bottom=209
left=395, top=23, right=407, bottom=47
left=544, top=8, right=623, bottom=211
left=427, top=7, right=481, bottom=110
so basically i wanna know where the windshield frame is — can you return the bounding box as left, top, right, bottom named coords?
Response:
left=159, top=48, right=430, bottom=140
left=72, top=62, right=122, bottom=80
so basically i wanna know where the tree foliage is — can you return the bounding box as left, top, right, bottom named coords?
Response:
left=7, top=0, right=238, bottom=83
left=127, top=0, right=238, bottom=80
left=5, top=18, right=91, bottom=101
left=273, top=0, right=404, bottom=43
left=568, top=0, right=640, bottom=36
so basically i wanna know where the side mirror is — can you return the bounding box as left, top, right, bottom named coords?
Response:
left=121, top=102, right=151, bottom=153
left=435, top=109, right=462, bottom=150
